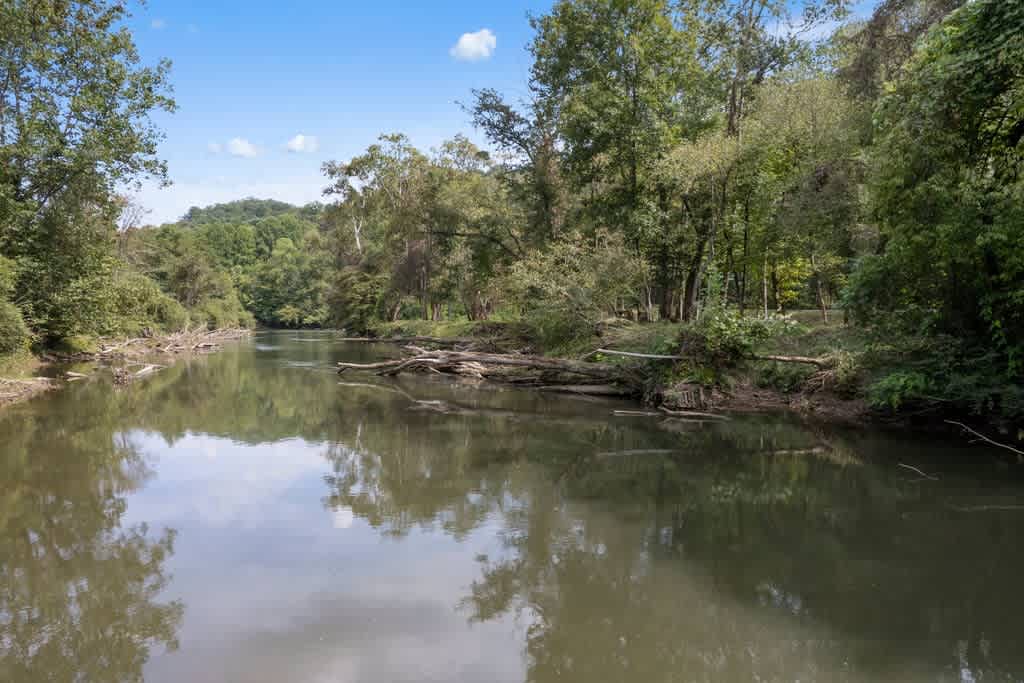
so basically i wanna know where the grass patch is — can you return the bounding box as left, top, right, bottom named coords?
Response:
left=756, top=318, right=867, bottom=359
left=0, top=348, right=41, bottom=379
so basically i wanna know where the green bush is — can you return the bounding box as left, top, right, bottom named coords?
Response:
left=0, top=301, right=30, bottom=356
left=53, top=334, right=99, bottom=355
left=504, top=230, right=649, bottom=351
left=867, top=370, right=933, bottom=411
left=328, top=268, right=388, bottom=334
left=193, top=291, right=254, bottom=330
left=683, top=310, right=786, bottom=367
left=755, top=362, right=814, bottom=393
left=0, top=256, right=16, bottom=300
left=109, top=270, right=190, bottom=334
left=155, top=297, right=190, bottom=332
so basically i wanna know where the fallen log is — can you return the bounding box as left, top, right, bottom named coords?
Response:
left=337, top=358, right=416, bottom=373
left=537, top=384, right=633, bottom=396
left=596, top=449, right=681, bottom=458
left=658, top=406, right=731, bottom=421
left=337, top=348, right=638, bottom=393
left=946, top=420, right=1024, bottom=458
left=444, top=350, right=620, bottom=380
left=95, top=328, right=251, bottom=359
left=338, top=336, right=474, bottom=347
left=751, top=354, right=831, bottom=369
left=595, top=348, right=687, bottom=361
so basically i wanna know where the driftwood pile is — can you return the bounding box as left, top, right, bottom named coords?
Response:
left=336, top=335, right=837, bottom=402
left=338, top=345, right=642, bottom=396
left=0, top=377, right=54, bottom=406
left=95, top=328, right=251, bottom=360
left=112, top=363, right=166, bottom=386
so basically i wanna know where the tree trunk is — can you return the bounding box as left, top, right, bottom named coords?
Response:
left=762, top=256, right=769, bottom=320
left=739, top=198, right=750, bottom=313
left=681, top=235, right=709, bottom=322
left=811, top=253, right=829, bottom=324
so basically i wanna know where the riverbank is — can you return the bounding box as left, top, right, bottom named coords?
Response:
left=0, top=328, right=251, bottom=409
left=356, top=316, right=1002, bottom=436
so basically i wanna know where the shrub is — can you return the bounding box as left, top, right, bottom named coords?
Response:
left=194, top=291, right=254, bottom=330
left=504, top=230, right=648, bottom=349
left=867, top=370, right=933, bottom=411
left=683, top=310, right=782, bottom=367
left=755, top=362, right=814, bottom=393
left=0, top=256, right=16, bottom=300
left=0, top=301, right=30, bottom=356
left=109, top=270, right=190, bottom=334
left=53, top=334, right=99, bottom=355
left=327, top=268, right=388, bottom=334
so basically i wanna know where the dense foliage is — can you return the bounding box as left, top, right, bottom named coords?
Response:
left=846, top=0, right=1024, bottom=415
left=0, top=0, right=176, bottom=344
left=0, top=0, right=1020, bottom=423
left=121, top=201, right=332, bottom=329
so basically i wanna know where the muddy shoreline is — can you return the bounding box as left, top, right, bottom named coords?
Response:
left=0, top=328, right=251, bottom=410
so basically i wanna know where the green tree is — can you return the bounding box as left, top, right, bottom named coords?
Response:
left=848, top=0, right=1024, bottom=415
left=0, top=0, right=174, bottom=342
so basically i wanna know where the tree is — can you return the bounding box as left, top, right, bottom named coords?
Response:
left=838, top=0, right=965, bottom=101
left=249, top=235, right=328, bottom=327
left=0, top=0, right=174, bottom=341
left=530, top=0, right=703, bottom=239
left=467, top=89, right=566, bottom=243
left=847, top=0, right=1024, bottom=413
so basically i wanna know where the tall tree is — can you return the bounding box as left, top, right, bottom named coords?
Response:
left=0, top=0, right=174, bottom=339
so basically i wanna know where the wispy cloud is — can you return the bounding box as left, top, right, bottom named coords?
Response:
left=151, top=18, right=166, bottom=30
left=227, top=138, right=259, bottom=159
left=450, top=29, right=496, bottom=62
left=186, top=23, right=200, bottom=35
left=207, top=142, right=223, bottom=154
left=286, top=134, right=319, bottom=154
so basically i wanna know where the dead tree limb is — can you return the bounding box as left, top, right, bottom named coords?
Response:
left=337, top=348, right=639, bottom=393
left=898, top=463, right=939, bottom=480
left=658, top=406, right=731, bottom=421
left=595, top=348, right=687, bottom=361
left=751, top=354, right=831, bottom=368
left=946, top=420, right=1024, bottom=458
left=537, top=384, right=633, bottom=396
left=338, top=336, right=474, bottom=347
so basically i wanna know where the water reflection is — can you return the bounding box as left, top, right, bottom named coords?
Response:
left=0, top=404, right=182, bottom=682
left=1, top=331, right=1022, bottom=682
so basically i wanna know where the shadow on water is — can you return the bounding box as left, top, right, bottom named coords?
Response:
left=2, top=330, right=1023, bottom=682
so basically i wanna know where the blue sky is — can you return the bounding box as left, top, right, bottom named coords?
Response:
left=131, top=0, right=877, bottom=224
left=131, top=0, right=550, bottom=223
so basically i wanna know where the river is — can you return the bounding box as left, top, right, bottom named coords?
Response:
left=2, top=330, right=1023, bottom=682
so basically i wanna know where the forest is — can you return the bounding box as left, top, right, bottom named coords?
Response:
left=1, top=0, right=1022, bottom=424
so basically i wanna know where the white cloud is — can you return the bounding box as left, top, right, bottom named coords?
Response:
left=227, top=137, right=259, bottom=158
left=187, top=23, right=200, bottom=35
left=286, top=134, right=320, bottom=154
left=449, top=29, right=496, bottom=62
left=207, top=142, right=223, bottom=154
left=151, top=18, right=166, bottom=30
